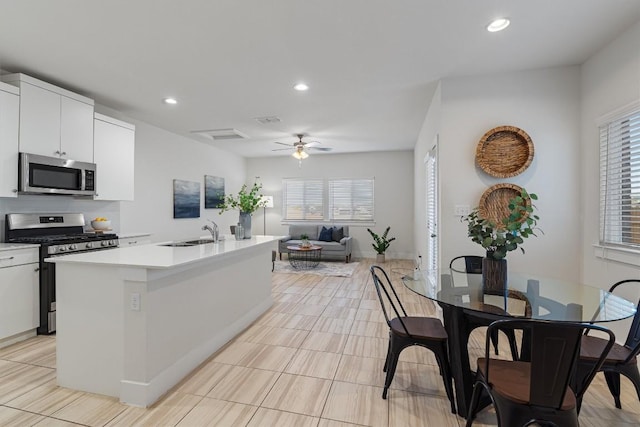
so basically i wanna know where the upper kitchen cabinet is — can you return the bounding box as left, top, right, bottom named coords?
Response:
left=1, top=74, right=94, bottom=163
left=93, top=113, right=135, bottom=201
left=0, top=81, right=20, bottom=197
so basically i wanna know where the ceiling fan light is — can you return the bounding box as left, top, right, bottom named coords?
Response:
left=487, top=18, right=510, bottom=32
left=292, top=150, right=309, bottom=160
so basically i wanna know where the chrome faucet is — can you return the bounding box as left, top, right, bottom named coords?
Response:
left=202, top=219, right=219, bottom=242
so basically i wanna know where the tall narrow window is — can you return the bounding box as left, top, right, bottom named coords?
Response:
left=600, top=107, right=640, bottom=248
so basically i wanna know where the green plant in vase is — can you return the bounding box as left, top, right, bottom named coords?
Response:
left=218, top=180, right=267, bottom=238
left=367, top=226, right=396, bottom=263
left=299, top=234, right=311, bottom=248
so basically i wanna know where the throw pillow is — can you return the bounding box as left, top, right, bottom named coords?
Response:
left=332, top=226, right=344, bottom=242
left=318, top=226, right=333, bottom=242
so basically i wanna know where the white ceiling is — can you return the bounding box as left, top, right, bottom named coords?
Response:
left=0, top=1, right=639, bottom=158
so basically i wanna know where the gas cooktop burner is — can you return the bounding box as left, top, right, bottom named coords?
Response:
left=10, top=233, right=118, bottom=244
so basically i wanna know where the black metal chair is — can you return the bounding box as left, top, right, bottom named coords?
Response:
left=466, top=319, right=615, bottom=427
left=449, top=255, right=520, bottom=359
left=369, top=265, right=456, bottom=413
left=577, top=279, right=640, bottom=410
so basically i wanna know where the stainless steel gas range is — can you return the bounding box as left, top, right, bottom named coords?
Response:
left=5, top=213, right=119, bottom=334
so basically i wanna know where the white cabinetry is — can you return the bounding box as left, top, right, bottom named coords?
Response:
left=1, top=74, right=94, bottom=162
left=93, top=113, right=135, bottom=201
left=0, top=247, right=39, bottom=342
left=0, top=82, right=19, bottom=197
left=119, top=235, right=151, bottom=247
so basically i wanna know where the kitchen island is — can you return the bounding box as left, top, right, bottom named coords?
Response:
left=48, top=235, right=279, bottom=407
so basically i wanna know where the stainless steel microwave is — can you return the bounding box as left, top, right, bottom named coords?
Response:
left=19, top=152, right=96, bottom=196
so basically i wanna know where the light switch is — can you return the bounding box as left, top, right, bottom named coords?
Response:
left=454, top=205, right=471, bottom=216
left=130, top=293, right=141, bottom=311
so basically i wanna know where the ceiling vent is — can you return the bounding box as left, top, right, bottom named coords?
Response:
left=254, top=116, right=282, bottom=125
left=191, top=128, right=249, bottom=141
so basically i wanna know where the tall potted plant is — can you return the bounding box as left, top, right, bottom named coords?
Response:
left=218, top=180, right=267, bottom=238
left=462, top=188, right=540, bottom=291
left=367, top=226, right=396, bottom=263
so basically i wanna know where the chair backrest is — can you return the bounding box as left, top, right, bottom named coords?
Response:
left=369, top=265, right=410, bottom=335
left=449, top=255, right=483, bottom=274
left=609, top=279, right=640, bottom=360
left=484, top=319, right=615, bottom=408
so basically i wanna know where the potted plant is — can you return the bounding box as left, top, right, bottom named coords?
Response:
left=462, top=188, right=540, bottom=291
left=299, top=234, right=311, bottom=248
left=367, top=226, right=396, bottom=263
left=218, top=180, right=267, bottom=238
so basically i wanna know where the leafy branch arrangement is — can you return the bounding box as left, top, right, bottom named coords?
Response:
left=218, top=181, right=266, bottom=214
left=462, top=188, right=541, bottom=260
left=367, top=226, right=396, bottom=254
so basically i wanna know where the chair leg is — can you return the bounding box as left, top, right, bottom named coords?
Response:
left=383, top=336, right=403, bottom=399
left=434, top=344, right=456, bottom=414
left=465, top=382, right=483, bottom=427
left=620, top=362, right=640, bottom=404
left=604, top=371, right=622, bottom=409
left=383, top=340, right=392, bottom=372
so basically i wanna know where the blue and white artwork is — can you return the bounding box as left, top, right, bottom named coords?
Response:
left=205, top=175, right=225, bottom=209
left=173, top=179, right=200, bottom=218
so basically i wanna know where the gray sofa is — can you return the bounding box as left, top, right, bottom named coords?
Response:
left=279, top=224, right=353, bottom=262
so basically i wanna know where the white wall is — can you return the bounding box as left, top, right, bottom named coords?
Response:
left=246, top=151, right=414, bottom=260
left=581, top=20, right=640, bottom=286
left=433, top=67, right=582, bottom=280
left=119, top=120, right=247, bottom=243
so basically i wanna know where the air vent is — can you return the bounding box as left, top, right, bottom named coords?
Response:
left=254, top=116, right=282, bottom=125
left=191, top=128, right=249, bottom=141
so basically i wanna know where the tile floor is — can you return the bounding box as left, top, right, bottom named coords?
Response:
left=0, top=258, right=638, bottom=426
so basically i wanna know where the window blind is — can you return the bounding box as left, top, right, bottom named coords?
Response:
left=282, top=179, right=324, bottom=221
left=282, top=178, right=375, bottom=222
left=328, top=179, right=374, bottom=222
left=600, top=108, right=640, bottom=247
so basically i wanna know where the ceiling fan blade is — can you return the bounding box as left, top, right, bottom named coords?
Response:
left=308, top=147, right=333, bottom=151
left=273, top=141, right=293, bottom=147
left=271, top=147, right=293, bottom=151
left=303, top=141, right=321, bottom=148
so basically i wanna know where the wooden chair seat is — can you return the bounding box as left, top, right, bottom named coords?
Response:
left=389, top=317, right=448, bottom=341
left=477, top=358, right=576, bottom=410
left=581, top=335, right=634, bottom=364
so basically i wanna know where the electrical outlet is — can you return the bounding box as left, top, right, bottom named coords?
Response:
left=130, top=293, right=141, bottom=311
left=454, top=205, right=470, bottom=216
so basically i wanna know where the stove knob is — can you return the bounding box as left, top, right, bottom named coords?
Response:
left=86, top=242, right=94, bottom=249
left=110, top=240, right=117, bottom=246
left=101, top=241, right=108, bottom=247
left=69, top=244, right=77, bottom=250
left=58, top=246, right=66, bottom=252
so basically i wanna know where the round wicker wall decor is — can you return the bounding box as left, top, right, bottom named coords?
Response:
left=478, top=183, right=530, bottom=229
left=475, top=125, right=534, bottom=178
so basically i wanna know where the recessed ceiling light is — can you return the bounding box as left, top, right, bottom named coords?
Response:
left=163, top=97, right=178, bottom=105
left=293, top=83, right=309, bottom=91
left=487, top=18, right=510, bottom=32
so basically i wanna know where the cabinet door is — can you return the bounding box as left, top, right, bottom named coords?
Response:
left=18, top=82, right=61, bottom=157
left=94, top=117, right=135, bottom=201
left=61, top=96, right=94, bottom=162
left=0, top=263, right=39, bottom=339
left=0, top=89, right=19, bottom=197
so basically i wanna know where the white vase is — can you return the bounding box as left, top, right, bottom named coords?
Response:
left=376, top=253, right=385, bottom=263
left=239, top=212, right=252, bottom=238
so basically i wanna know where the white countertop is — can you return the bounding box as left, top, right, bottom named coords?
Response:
left=0, top=243, right=40, bottom=252
left=118, top=232, right=152, bottom=239
left=47, top=235, right=281, bottom=269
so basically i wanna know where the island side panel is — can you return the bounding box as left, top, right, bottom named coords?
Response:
left=55, top=242, right=274, bottom=407
left=56, top=264, right=124, bottom=397
left=121, top=244, right=273, bottom=406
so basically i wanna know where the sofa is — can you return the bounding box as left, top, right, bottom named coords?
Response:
left=279, top=224, right=353, bottom=263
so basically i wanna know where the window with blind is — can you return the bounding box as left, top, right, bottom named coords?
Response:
left=600, top=107, right=640, bottom=248
left=282, top=178, right=374, bottom=222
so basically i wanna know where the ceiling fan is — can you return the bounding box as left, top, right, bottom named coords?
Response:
left=272, top=134, right=333, bottom=161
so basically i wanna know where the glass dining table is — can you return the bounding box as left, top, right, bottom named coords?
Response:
left=402, top=268, right=637, bottom=417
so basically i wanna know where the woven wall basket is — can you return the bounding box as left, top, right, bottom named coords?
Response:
left=478, top=183, right=530, bottom=228
left=475, top=125, right=534, bottom=178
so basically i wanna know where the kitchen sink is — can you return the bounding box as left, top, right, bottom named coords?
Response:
left=184, top=239, right=217, bottom=245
